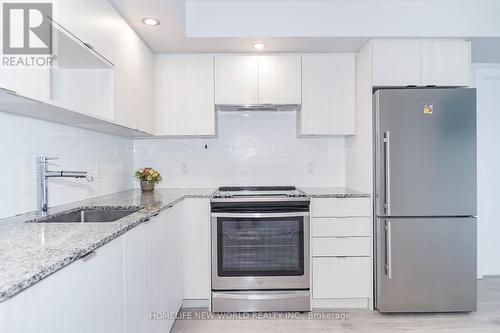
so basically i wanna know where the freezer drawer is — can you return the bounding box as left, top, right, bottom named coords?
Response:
left=376, top=217, right=477, bottom=312
left=374, top=88, right=477, bottom=217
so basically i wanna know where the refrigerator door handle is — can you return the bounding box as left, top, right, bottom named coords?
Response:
left=384, top=131, right=391, bottom=215
left=385, top=220, right=392, bottom=279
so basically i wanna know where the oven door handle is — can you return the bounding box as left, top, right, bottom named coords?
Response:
left=211, top=212, right=310, bottom=218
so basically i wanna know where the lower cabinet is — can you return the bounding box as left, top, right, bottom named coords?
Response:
left=39, top=235, right=125, bottom=333
left=310, top=197, right=372, bottom=308
left=124, top=221, right=151, bottom=333
left=0, top=204, right=184, bottom=333
left=182, top=198, right=211, bottom=303
left=150, top=204, right=183, bottom=333
left=313, top=257, right=371, bottom=299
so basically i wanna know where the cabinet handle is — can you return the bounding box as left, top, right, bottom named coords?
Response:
left=83, top=42, right=95, bottom=50
left=80, top=250, right=97, bottom=262
left=384, top=131, right=391, bottom=216
left=385, top=221, right=392, bottom=279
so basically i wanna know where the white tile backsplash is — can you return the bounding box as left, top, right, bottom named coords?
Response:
left=0, top=111, right=133, bottom=219
left=133, top=112, right=346, bottom=188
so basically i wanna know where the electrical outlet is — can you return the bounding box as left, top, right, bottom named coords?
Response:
left=307, top=163, right=314, bottom=174
left=181, top=163, right=188, bottom=175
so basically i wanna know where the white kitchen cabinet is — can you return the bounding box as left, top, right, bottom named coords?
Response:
left=215, top=55, right=301, bottom=105
left=150, top=213, right=172, bottom=333
left=182, top=198, right=211, bottom=302
left=312, top=237, right=371, bottom=256
left=372, top=39, right=471, bottom=87
left=167, top=204, right=184, bottom=318
left=150, top=204, right=183, bottom=333
left=124, top=222, right=151, bottom=333
left=215, top=55, right=259, bottom=104
left=258, top=56, right=301, bottom=104
left=311, top=197, right=372, bottom=307
left=312, top=217, right=370, bottom=237
left=0, top=67, right=50, bottom=102
left=372, top=39, right=421, bottom=87
left=39, top=237, right=125, bottom=333
left=312, top=198, right=371, bottom=217
left=300, top=54, right=355, bottom=136
left=155, top=55, right=216, bottom=136
left=313, top=257, right=371, bottom=299
left=0, top=278, right=42, bottom=333
left=420, top=40, right=471, bottom=87
left=53, top=0, right=155, bottom=133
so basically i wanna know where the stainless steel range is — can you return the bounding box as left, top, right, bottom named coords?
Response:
left=211, top=186, right=310, bottom=312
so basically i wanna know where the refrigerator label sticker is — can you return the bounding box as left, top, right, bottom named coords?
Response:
left=424, top=104, right=433, bottom=114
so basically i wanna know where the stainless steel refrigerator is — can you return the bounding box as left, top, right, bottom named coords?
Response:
left=374, top=88, right=477, bottom=313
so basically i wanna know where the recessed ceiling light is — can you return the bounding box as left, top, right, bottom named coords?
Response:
left=141, top=18, right=160, bottom=26
left=252, top=43, right=267, bottom=50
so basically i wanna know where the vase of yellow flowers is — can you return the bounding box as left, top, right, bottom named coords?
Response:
left=135, top=167, right=162, bottom=192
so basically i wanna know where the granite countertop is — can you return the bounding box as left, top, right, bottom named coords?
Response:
left=0, top=188, right=215, bottom=303
left=299, top=187, right=370, bottom=198
left=0, top=186, right=368, bottom=303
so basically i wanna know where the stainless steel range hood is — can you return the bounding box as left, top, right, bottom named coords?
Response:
left=215, top=104, right=300, bottom=112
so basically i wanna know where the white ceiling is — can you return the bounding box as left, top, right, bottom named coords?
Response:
left=109, top=0, right=500, bottom=60
left=108, top=0, right=368, bottom=53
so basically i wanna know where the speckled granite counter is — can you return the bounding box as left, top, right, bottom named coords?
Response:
left=300, top=187, right=370, bottom=198
left=0, top=188, right=215, bottom=303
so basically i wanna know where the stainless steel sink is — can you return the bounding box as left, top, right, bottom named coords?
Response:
left=31, top=207, right=141, bottom=223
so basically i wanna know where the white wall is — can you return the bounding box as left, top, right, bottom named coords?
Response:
left=474, top=64, right=500, bottom=277
left=187, top=0, right=500, bottom=38
left=133, top=111, right=346, bottom=188
left=0, top=112, right=133, bottom=219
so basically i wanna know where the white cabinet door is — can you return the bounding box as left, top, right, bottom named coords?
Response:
left=53, top=0, right=154, bottom=133
left=258, top=56, right=301, bottom=104
left=420, top=40, right=470, bottom=87
left=313, top=257, right=371, bottom=299
left=150, top=213, right=171, bottom=333
left=166, top=204, right=184, bottom=316
left=39, top=238, right=124, bottom=333
left=372, top=40, right=421, bottom=87
left=124, top=222, right=151, bottom=333
left=0, top=67, right=50, bottom=101
left=156, top=55, right=215, bottom=136
left=150, top=205, right=183, bottom=333
left=300, top=54, right=355, bottom=135
left=182, top=198, right=211, bottom=300
left=1, top=280, right=42, bottom=333
left=215, top=55, right=258, bottom=104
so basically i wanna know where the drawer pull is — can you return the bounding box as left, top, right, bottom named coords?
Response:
left=81, top=250, right=97, bottom=262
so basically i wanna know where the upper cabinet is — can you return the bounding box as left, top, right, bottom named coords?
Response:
left=372, top=40, right=421, bottom=87
left=420, top=40, right=471, bottom=87
left=215, top=56, right=258, bottom=104
left=300, top=54, right=356, bottom=136
left=155, top=55, right=216, bottom=136
left=258, top=56, right=301, bottom=104
left=372, top=39, right=471, bottom=87
left=215, top=55, right=301, bottom=105
left=54, top=0, right=155, bottom=133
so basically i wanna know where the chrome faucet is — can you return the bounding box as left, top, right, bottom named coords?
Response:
left=37, top=157, right=94, bottom=215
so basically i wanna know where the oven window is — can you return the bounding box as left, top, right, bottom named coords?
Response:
left=217, top=217, right=304, bottom=277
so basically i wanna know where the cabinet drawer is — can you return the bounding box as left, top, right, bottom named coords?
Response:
left=312, top=237, right=371, bottom=257
left=312, top=198, right=370, bottom=217
left=313, top=257, right=371, bottom=299
left=312, top=218, right=370, bottom=237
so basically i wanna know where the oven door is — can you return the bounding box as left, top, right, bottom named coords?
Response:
left=211, top=212, right=310, bottom=290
